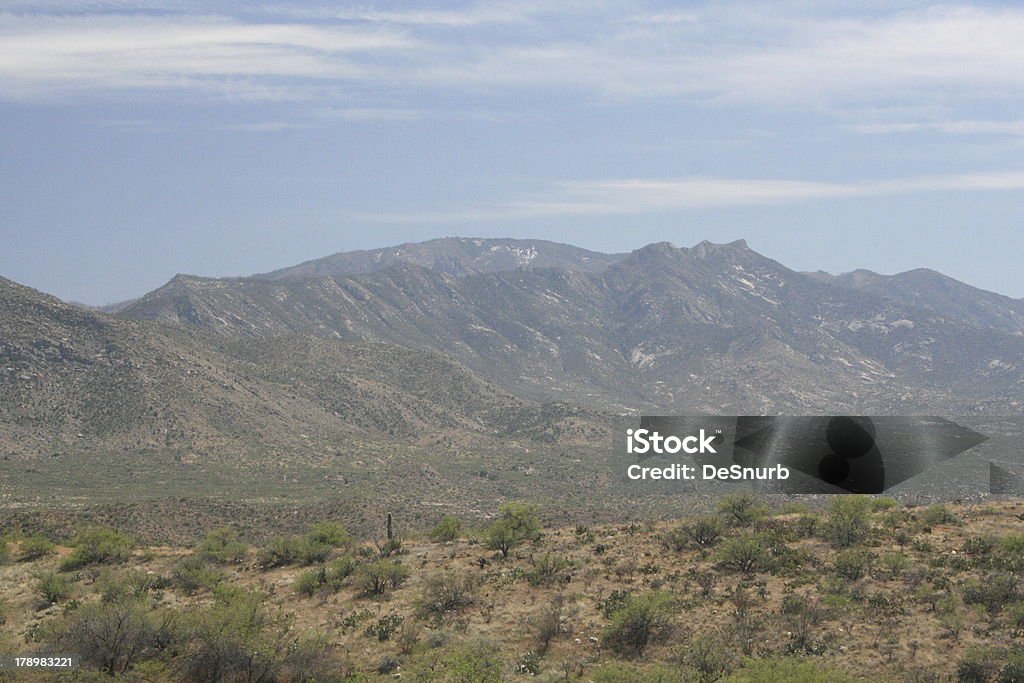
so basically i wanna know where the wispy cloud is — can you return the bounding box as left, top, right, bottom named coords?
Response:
left=2, top=3, right=1023, bottom=108
left=850, top=120, right=1024, bottom=136
left=357, top=170, right=1024, bottom=223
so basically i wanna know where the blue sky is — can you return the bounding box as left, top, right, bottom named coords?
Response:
left=1, top=1, right=1023, bottom=304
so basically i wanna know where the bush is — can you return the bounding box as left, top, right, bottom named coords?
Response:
left=527, top=552, right=573, bottom=587
left=683, top=633, right=736, bottom=682
left=295, top=557, right=357, bottom=597
left=417, top=571, right=477, bottom=619
left=723, top=657, right=863, bottom=682
left=0, top=538, right=8, bottom=565
left=306, top=521, right=352, bottom=548
left=36, top=571, right=73, bottom=605
left=408, top=640, right=504, bottom=683
left=833, top=548, right=874, bottom=581
left=716, top=492, right=765, bottom=527
left=963, top=573, right=1019, bottom=614
left=921, top=504, right=960, bottom=527
left=357, top=559, right=410, bottom=596
left=43, top=596, right=178, bottom=674
left=60, top=527, right=133, bottom=571
left=485, top=502, right=542, bottom=558
left=172, top=556, right=223, bottom=595
left=430, top=516, right=462, bottom=543
left=195, top=529, right=247, bottom=565
left=717, top=533, right=770, bottom=575
left=179, top=587, right=332, bottom=683
left=602, top=591, right=675, bottom=657
left=534, top=594, right=573, bottom=653
left=998, top=653, right=1024, bottom=683
left=364, top=614, right=403, bottom=642
left=956, top=647, right=1000, bottom=683
left=19, top=535, right=55, bottom=561
left=822, top=496, right=871, bottom=548
left=590, top=662, right=685, bottom=682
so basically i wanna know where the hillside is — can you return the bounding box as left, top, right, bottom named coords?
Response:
left=258, top=236, right=626, bottom=281
left=120, top=239, right=1024, bottom=414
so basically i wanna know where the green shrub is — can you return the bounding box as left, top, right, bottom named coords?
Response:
left=716, top=492, right=765, bottom=528
left=408, top=640, right=504, bottom=683
left=195, top=528, right=247, bottom=565
left=822, top=496, right=871, bottom=548
left=602, top=591, right=675, bottom=657
left=485, top=502, right=542, bottom=558
left=172, top=556, right=223, bottom=595
left=417, top=571, right=477, bottom=620
left=357, top=559, right=410, bottom=595
left=998, top=653, right=1024, bottom=683
left=364, top=614, right=403, bottom=642
left=921, top=504, right=960, bottom=527
left=722, top=657, right=863, bottom=682
left=527, top=552, right=573, bottom=587
left=963, top=573, right=1019, bottom=614
left=19, top=535, right=55, bottom=561
left=305, top=521, right=352, bottom=548
left=0, top=538, right=8, bottom=564
left=682, top=633, right=736, bottom=682
left=871, top=496, right=899, bottom=511
left=956, top=646, right=1000, bottom=683
left=60, top=527, right=133, bottom=571
left=717, top=533, right=770, bottom=575
left=590, top=662, right=685, bottom=682
left=833, top=548, right=874, bottom=581
left=36, top=571, right=73, bottom=605
left=430, top=516, right=462, bottom=543
left=179, top=587, right=332, bottom=683
left=293, top=556, right=356, bottom=597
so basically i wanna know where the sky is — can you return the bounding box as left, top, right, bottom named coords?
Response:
left=1, top=1, right=1023, bottom=304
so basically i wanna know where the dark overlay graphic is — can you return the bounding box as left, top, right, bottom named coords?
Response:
left=623, top=416, right=1010, bottom=495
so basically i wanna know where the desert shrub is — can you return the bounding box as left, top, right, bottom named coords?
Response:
left=195, top=528, right=247, bottom=565
left=365, top=614, right=404, bottom=642
left=590, top=662, right=684, bottom=682
left=409, top=639, right=504, bottom=682
left=833, top=548, right=875, bottom=581
left=417, top=571, right=477, bottom=619
left=689, top=516, right=724, bottom=549
left=963, top=573, right=1020, bottom=614
left=599, top=589, right=632, bottom=618
left=822, top=496, right=871, bottom=548
left=375, top=537, right=404, bottom=558
left=43, top=595, right=179, bottom=674
left=998, top=535, right=1024, bottom=573
left=178, top=586, right=332, bottom=683
left=36, top=571, right=73, bottom=605
left=780, top=593, right=826, bottom=654
left=878, top=552, right=910, bottom=579
left=964, top=535, right=997, bottom=558
left=534, top=594, right=573, bottom=653
left=717, top=533, right=770, bottom=575
left=871, top=496, right=899, bottom=511
left=19, top=535, right=55, bottom=561
left=1008, top=601, right=1024, bottom=629
left=294, top=556, right=357, bottom=597
left=357, top=559, right=410, bottom=596
left=430, top=516, right=462, bottom=543
left=716, top=492, right=765, bottom=528
left=256, top=523, right=350, bottom=569
left=997, top=652, right=1024, bottom=683
left=602, top=591, right=675, bottom=657
left=485, top=502, right=542, bottom=558
left=172, top=556, right=223, bottom=595
left=60, top=527, right=133, bottom=571
left=99, top=569, right=169, bottom=603
left=0, top=538, right=8, bottom=564
left=956, top=646, right=1001, bottom=683
left=921, top=504, right=960, bottom=527
left=306, top=521, right=352, bottom=548
left=527, top=552, right=573, bottom=587
left=723, top=657, right=862, bottom=682
left=682, top=633, right=736, bottom=682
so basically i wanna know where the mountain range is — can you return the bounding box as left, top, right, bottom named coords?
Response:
left=2, top=236, right=1023, bottom=505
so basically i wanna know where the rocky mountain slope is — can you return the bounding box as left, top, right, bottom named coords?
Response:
left=257, top=236, right=625, bottom=280
left=119, top=239, right=1024, bottom=414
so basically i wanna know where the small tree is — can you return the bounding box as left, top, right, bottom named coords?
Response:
left=430, top=516, right=462, bottom=543
left=717, top=533, right=769, bottom=575
left=60, top=527, right=133, bottom=571
left=602, top=591, right=675, bottom=658
left=716, top=492, right=764, bottom=528
left=195, top=529, right=247, bottom=565
left=485, top=502, right=542, bottom=558
left=357, top=559, right=410, bottom=596
left=822, top=496, right=871, bottom=548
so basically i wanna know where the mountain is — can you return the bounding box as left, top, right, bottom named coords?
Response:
left=0, top=275, right=569, bottom=462
left=257, top=236, right=626, bottom=280
left=810, top=268, right=1024, bottom=336
left=119, top=239, right=1024, bottom=414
